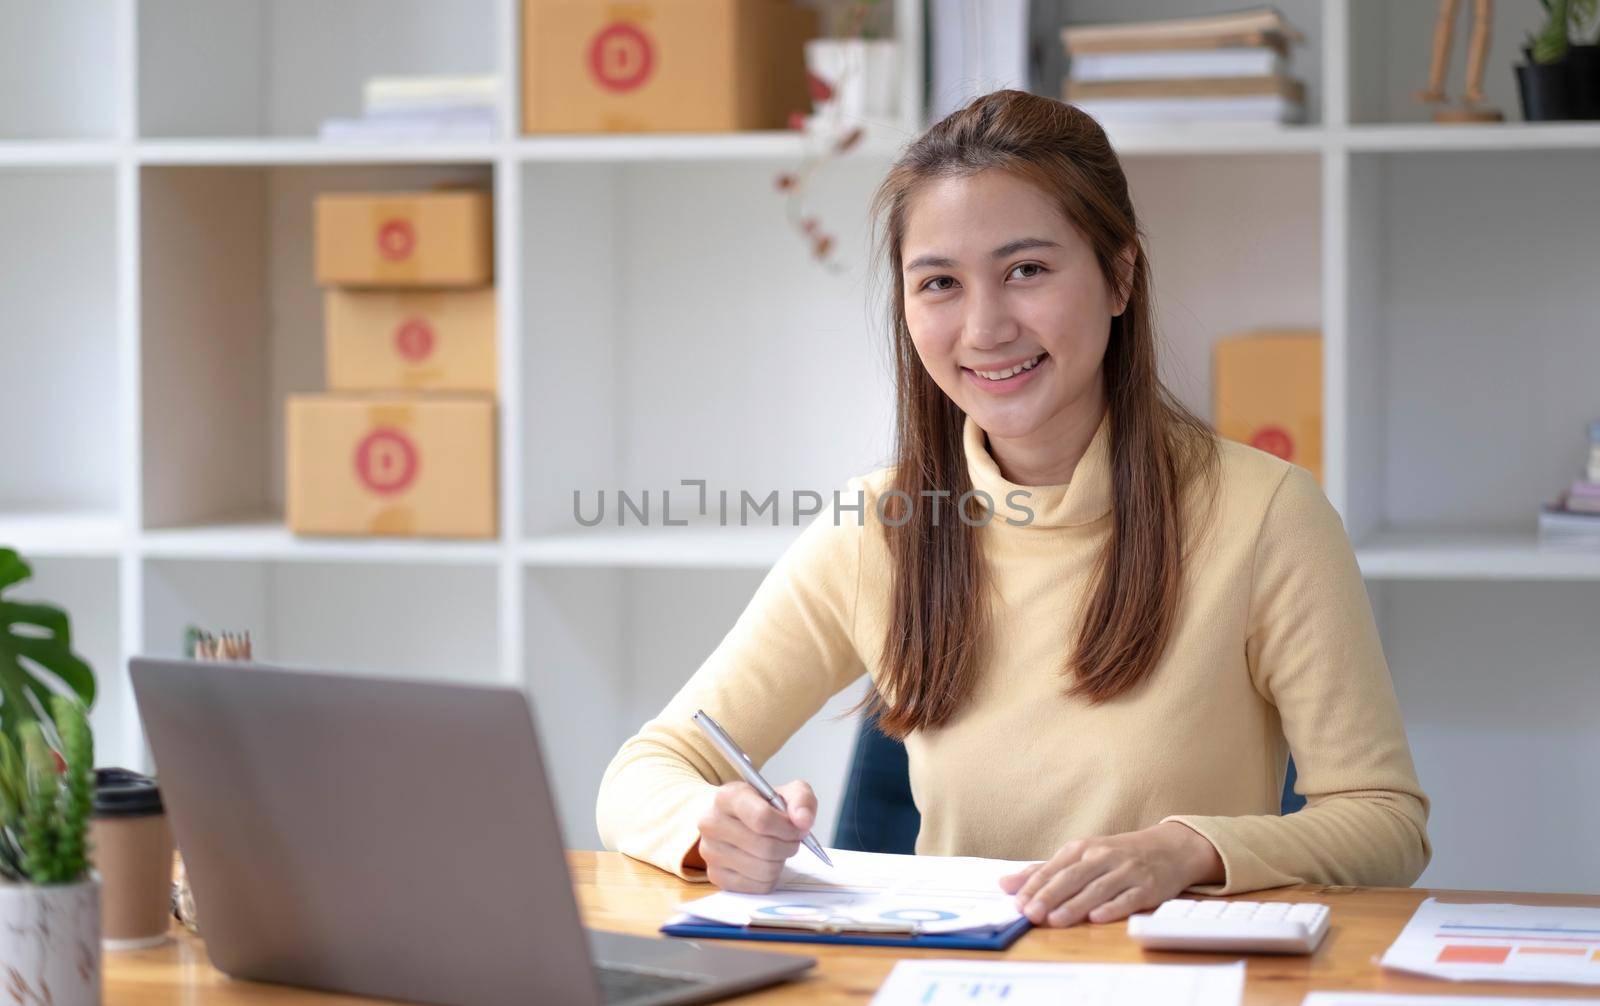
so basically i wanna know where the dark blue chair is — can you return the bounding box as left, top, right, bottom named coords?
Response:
left=832, top=710, right=921, bottom=853
left=833, top=711, right=1305, bottom=854
left=1280, top=755, right=1307, bottom=814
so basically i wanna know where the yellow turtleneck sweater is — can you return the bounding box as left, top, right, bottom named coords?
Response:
left=596, top=410, right=1431, bottom=895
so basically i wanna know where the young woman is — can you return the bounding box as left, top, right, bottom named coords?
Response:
left=596, top=90, right=1429, bottom=929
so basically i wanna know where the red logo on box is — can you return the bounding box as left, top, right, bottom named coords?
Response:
left=589, top=22, right=655, bottom=92
left=355, top=428, right=419, bottom=494
left=394, top=317, right=435, bottom=362
left=376, top=219, right=416, bottom=261
left=1250, top=425, right=1295, bottom=461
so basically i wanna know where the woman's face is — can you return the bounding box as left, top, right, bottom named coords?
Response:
left=900, top=169, right=1129, bottom=446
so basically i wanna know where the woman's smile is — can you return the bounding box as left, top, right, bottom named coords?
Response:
left=963, top=351, right=1050, bottom=394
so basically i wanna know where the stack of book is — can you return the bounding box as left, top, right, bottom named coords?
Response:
left=1060, top=6, right=1307, bottom=126
left=320, top=74, right=498, bottom=142
left=1539, top=421, right=1600, bottom=548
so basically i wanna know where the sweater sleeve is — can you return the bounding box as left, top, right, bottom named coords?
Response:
left=594, top=479, right=871, bottom=881
left=1163, top=464, right=1432, bottom=895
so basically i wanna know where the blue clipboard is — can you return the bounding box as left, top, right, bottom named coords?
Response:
left=659, top=913, right=1033, bottom=951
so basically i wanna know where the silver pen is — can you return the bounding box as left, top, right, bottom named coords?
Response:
left=692, top=709, right=833, bottom=868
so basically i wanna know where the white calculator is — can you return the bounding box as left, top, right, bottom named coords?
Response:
left=1126, top=898, right=1331, bottom=954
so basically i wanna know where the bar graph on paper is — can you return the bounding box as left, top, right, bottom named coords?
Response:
left=1381, top=898, right=1600, bottom=986
left=917, top=978, right=1014, bottom=1003
left=869, top=960, right=1245, bottom=1006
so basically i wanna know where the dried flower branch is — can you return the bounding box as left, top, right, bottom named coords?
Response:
left=773, top=122, right=866, bottom=275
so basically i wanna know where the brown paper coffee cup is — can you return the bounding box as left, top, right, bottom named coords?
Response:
left=92, top=768, right=174, bottom=949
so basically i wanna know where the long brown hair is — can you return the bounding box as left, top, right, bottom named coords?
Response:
left=864, top=90, right=1219, bottom=739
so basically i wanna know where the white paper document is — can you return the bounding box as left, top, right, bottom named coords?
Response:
left=1380, top=897, right=1600, bottom=986
left=1305, top=994, right=1600, bottom=1005
left=675, top=847, right=1033, bottom=934
left=870, top=959, right=1245, bottom=1006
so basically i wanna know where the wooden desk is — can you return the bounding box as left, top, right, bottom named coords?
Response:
left=108, top=851, right=1600, bottom=1004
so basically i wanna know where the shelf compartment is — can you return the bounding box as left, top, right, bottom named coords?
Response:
left=0, top=0, right=120, bottom=140
left=1123, top=154, right=1323, bottom=422
left=137, top=0, right=498, bottom=140
left=139, top=163, right=495, bottom=533
left=0, top=168, right=120, bottom=516
left=1338, top=148, right=1600, bottom=545
left=1347, top=0, right=1533, bottom=126
left=1383, top=580, right=1600, bottom=892
left=518, top=157, right=900, bottom=538
left=141, top=558, right=501, bottom=681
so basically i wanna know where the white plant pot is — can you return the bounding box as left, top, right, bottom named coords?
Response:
left=0, top=876, right=102, bottom=1006
left=804, top=38, right=901, bottom=122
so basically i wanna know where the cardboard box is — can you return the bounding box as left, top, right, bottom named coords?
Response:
left=314, top=190, right=493, bottom=287
left=325, top=288, right=497, bottom=392
left=1213, top=330, right=1322, bottom=483
left=286, top=395, right=497, bottom=538
left=521, top=0, right=817, bottom=133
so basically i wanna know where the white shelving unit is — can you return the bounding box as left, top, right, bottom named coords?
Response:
left=2, top=0, right=1595, bottom=892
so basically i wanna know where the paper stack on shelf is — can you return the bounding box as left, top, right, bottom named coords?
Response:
left=1060, top=6, right=1307, bottom=126
left=320, top=74, right=499, bottom=141
left=1538, top=420, right=1600, bottom=548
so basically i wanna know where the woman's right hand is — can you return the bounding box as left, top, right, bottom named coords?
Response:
left=691, top=779, right=818, bottom=893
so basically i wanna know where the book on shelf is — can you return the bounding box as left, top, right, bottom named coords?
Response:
left=1566, top=479, right=1600, bottom=515
left=1066, top=75, right=1305, bottom=103
left=1060, top=5, right=1303, bottom=55
left=1589, top=420, right=1600, bottom=483
left=1538, top=504, right=1600, bottom=548
left=321, top=73, right=499, bottom=142
left=1536, top=421, right=1600, bottom=548
left=1064, top=91, right=1304, bottom=126
left=1059, top=6, right=1306, bottom=126
left=1069, top=47, right=1285, bottom=82
left=362, top=74, right=498, bottom=113
left=320, top=107, right=497, bottom=142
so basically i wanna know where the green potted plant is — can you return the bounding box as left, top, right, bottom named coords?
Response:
left=1571, top=0, right=1600, bottom=116
left=1516, top=0, right=1598, bottom=119
left=0, top=547, right=101, bottom=1004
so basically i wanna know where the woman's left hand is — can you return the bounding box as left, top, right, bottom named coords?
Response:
left=998, top=822, right=1225, bottom=927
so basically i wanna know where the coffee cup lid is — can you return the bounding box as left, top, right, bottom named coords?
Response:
left=93, top=767, right=164, bottom=817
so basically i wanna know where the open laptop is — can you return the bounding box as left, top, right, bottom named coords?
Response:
left=128, top=657, right=815, bottom=1006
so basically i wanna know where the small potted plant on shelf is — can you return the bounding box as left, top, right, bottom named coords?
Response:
left=0, top=546, right=101, bottom=1005
left=1571, top=0, right=1600, bottom=116
left=1516, top=0, right=1598, bottom=119
left=803, top=0, right=900, bottom=127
